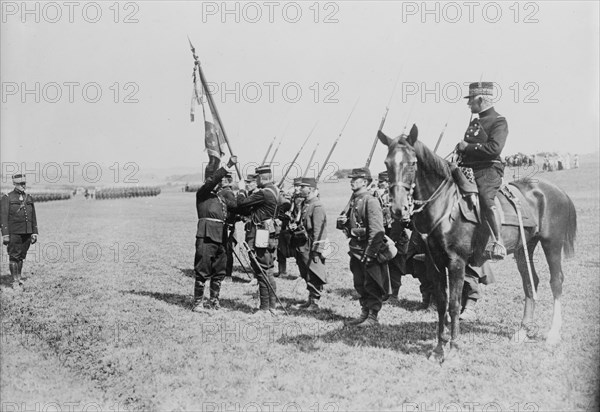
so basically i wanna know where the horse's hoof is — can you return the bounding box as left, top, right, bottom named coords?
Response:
left=510, top=328, right=534, bottom=345
left=545, top=333, right=561, bottom=348
left=428, top=350, right=444, bottom=364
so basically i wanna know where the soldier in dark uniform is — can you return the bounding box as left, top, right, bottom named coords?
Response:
left=294, top=177, right=327, bottom=310
left=219, top=172, right=238, bottom=278
left=456, top=81, right=508, bottom=320
left=277, top=177, right=303, bottom=277
left=234, top=165, right=288, bottom=316
left=1, top=174, right=38, bottom=288
left=193, top=157, right=238, bottom=312
left=337, top=167, right=390, bottom=327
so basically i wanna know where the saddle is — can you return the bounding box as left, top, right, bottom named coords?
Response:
left=457, top=183, right=537, bottom=228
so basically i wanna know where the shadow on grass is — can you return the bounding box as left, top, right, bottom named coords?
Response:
left=0, top=275, right=14, bottom=288
left=330, top=287, right=359, bottom=299
left=126, top=290, right=257, bottom=314
left=277, top=315, right=512, bottom=355
left=175, top=266, right=252, bottom=283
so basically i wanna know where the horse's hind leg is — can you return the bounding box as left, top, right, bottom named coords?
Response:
left=428, top=262, right=450, bottom=363
left=512, top=241, right=540, bottom=344
left=541, top=240, right=565, bottom=346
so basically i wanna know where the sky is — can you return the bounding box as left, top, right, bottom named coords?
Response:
left=1, top=1, right=599, bottom=178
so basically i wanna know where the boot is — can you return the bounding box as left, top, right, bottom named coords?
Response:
left=267, top=274, right=278, bottom=311
left=276, top=256, right=287, bottom=278
left=257, top=276, right=270, bottom=311
left=346, top=307, right=369, bottom=326
left=296, top=296, right=313, bottom=309
left=305, top=297, right=320, bottom=311
left=357, top=309, right=379, bottom=327
left=192, top=280, right=206, bottom=312
left=419, top=292, right=432, bottom=310
left=17, top=261, right=24, bottom=285
left=209, top=279, right=222, bottom=310
left=9, top=262, right=19, bottom=288
left=485, top=206, right=506, bottom=260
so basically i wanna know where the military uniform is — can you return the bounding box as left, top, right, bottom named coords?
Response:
left=194, top=166, right=237, bottom=310
left=1, top=174, right=38, bottom=287
left=276, top=177, right=301, bottom=277
left=340, top=168, right=390, bottom=326
left=233, top=166, right=283, bottom=312
left=294, top=177, right=327, bottom=309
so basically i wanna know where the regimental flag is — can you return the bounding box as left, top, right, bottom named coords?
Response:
left=191, top=66, right=225, bottom=160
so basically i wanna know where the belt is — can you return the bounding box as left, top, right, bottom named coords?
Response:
left=198, top=217, right=224, bottom=223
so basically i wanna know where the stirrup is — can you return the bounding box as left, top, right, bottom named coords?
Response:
left=485, top=242, right=506, bottom=261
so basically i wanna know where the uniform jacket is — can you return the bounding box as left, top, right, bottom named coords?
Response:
left=296, top=195, right=328, bottom=283
left=460, top=107, right=508, bottom=170
left=196, top=167, right=235, bottom=243
left=346, top=188, right=385, bottom=260
left=234, top=183, right=280, bottom=224
left=0, top=190, right=38, bottom=235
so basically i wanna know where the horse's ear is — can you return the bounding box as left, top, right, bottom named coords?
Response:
left=406, top=124, right=418, bottom=146
left=378, top=130, right=393, bottom=147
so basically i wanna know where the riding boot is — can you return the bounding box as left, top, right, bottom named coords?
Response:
left=485, top=206, right=506, bottom=260
left=9, top=262, right=19, bottom=288
left=346, top=306, right=370, bottom=326
left=357, top=309, right=379, bottom=327
left=193, top=279, right=205, bottom=312
left=297, top=295, right=313, bottom=309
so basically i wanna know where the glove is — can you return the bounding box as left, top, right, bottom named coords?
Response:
left=227, top=156, right=238, bottom=168
left=311, top=252, right=323, bottom=264
left=455, top=141, right=468, bottom=153
left=336, top=215, right=347, bottom=230
left=2, top=235, right=9, bottom=245
left=31, top=234, right=38, bottom=244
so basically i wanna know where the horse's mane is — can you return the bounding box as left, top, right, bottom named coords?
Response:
left=409, top=139, right=451, bottom=180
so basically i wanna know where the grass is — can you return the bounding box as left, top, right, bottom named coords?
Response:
left=1, top=161, right=598, bottom=411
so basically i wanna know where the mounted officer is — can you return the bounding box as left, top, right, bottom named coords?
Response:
left=294, top=177, right=327, bottom=311
left=455, top=81, right=508, bottom=261
left=337, top=167, right=391, bottom=327
left=1, top=174, right=38, bottom=289
left=193, top=157, right=238, bottom=312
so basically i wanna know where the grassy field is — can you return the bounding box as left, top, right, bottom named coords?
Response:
left=1, top=160, right=599, bottom=411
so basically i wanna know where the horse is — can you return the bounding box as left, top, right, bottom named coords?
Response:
left=378, top=125, right=577, bottom=364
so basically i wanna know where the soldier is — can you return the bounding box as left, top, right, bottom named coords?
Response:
left=219, top=172, right=238, bottom=278
left=455, top=82, right=508, bottom=320
left=294, top=177, right=327, bottom=310
left=337, top=167, right=390, bottom=327
left=234, top=165, right=287, bottom=316
left=1, top=174, right=38, bottom=288
left=193, top=157, right=238, bottom=312
left=276, top=177, right=303, bottom=277
left=456, top=81, right=508, bottom=261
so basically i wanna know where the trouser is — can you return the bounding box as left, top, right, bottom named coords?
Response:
left=194, top=237, right=227, bottom=302
left=350, top=255, right=389, bottom=312
left=474, top=164, right=504, bottom=241
left=462, top=270, right=481, bottom=306
left=296, top=252, right=326, bottom=300
left=225, top=239, right=234, bottom=277
left=387, top=255, right=404, bottom=296
left=7, top=234, right=32, bottom=263
left=277, top=248, right=287, bottom=275
left=246, top=233, right=278, bottom=310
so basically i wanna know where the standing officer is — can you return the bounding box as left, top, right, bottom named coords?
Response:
left=219, top=172, right=238, bottom=278
left=234, top=165, right=287, bottom=316
left=337, top=167, right=390, bottom=327
left=294, top=177, right=327, bottom=311
left=456, top=81, right=508, bottom=260
left=276, top=177, right=302, bottom=277
left=1, top=174, right=38, bottom=288
left=193, top=157, right=238, bottom=312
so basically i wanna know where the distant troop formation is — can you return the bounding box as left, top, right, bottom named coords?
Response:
left=95, top=186, right=161, bottom=200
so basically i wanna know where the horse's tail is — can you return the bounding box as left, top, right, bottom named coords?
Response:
left=563, top=194, right=577, bottom=259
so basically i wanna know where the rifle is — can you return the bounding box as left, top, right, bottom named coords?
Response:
left=241, top=240, right=289, bottom=315
left=188, top=36, right=241, bottom=179
left=433, top=122, right=448, bottom=154
left=303, top=143, right=319, bottom=178
left=317, top=98, right=359, bottom=182
left=277, top=122, right=318, bottom=188
left=365, top=75, right=400, bottom=168
left=261, top=136, right=277, bottom=165
left=268, top=140, right=282, bottom=165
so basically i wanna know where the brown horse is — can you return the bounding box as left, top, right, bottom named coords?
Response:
left=378, top=125, right=576, bottom=364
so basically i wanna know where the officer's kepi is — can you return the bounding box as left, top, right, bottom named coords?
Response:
left=464, top=81, right=494, bottom=98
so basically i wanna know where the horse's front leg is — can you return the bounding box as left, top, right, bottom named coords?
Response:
left=428, top=260, right=450, bottom=364
left=445, top=257, right=466, bottom=365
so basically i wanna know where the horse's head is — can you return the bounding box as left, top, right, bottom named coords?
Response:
left=378, top=124, right=419, bottom=221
